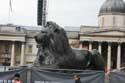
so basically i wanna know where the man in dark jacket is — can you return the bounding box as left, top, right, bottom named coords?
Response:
left=73, top=74, right=81, bottom=83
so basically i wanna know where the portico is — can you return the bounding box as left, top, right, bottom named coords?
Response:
left=10, top=41, right=25, bottom=66
left=0, top=32, right=26, bottom=67
left=80, top=28, right=125, bottom=70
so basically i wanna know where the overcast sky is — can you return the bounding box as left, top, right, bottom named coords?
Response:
left=0, top=0, right=105, bottom=27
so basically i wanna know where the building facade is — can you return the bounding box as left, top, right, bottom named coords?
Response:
left=80, top=0, right=125, bottom=70
left=0, top=25, right=38, bottom=67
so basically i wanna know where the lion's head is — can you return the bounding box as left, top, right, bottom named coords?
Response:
left=35, top=21, right=72, bottom=54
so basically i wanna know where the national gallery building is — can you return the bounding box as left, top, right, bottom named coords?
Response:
left=79, top=0, right=125, bottom=70
left=0, top=0, right=125, bottom=71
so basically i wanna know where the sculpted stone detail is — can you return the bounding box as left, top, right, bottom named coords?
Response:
left=34, top=21, right=105, bottom=71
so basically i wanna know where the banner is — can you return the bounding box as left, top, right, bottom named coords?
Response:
left=110, top=71, right=125, bottom=83
left=0, top=67, right=105, bottom=83
left=31, top=68, right=105, bottom=83
left=0, top=68, right=27, bottom=83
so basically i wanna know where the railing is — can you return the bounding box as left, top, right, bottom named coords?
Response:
left=0, top=66, right=10, bottom=72
left=119, top=67, right=125, bottom=72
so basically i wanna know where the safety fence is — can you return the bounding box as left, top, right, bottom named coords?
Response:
left=0, top=67, right=124, bottom=83
left=108, top=67, right=125, bottom=83
left=0, top=67, right=104, bottom=83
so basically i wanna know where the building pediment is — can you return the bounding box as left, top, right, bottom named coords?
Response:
left=82, top=29, right=125, bottom=37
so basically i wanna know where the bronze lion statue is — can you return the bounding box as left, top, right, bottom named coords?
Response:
left=34, top=21, right=105, bottom=71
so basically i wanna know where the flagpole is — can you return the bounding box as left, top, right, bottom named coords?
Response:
left=8, top=0, right=13, bottom=24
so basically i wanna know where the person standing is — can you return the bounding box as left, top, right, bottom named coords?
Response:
left=13, top=73, right=22, bottom=83
left=73, top=74, right=81, bottom=83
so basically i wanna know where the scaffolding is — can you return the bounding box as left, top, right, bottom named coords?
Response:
left=37, top=0, right=47, bottom=26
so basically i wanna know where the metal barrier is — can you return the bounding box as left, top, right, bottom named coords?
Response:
left=105, top=67, right=125, bottom=83
left=0, top=66, right=10, bottom=72
left=1, top=66, right=125, bottom=83
left=0, top=66, right=105, bottom=83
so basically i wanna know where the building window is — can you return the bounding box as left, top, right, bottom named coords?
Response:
left=27, top=45, right=32, bottom=53
left=101, top=17, right=104, bottom=26
left=113, top=16, right=115, bottom=26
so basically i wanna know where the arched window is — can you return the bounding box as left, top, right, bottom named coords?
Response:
left=27, top=45, right=33, bottom=53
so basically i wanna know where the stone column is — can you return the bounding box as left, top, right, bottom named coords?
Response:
left=79, top=43, right=83, bottom=49
left=20, top=42, right=25, bottom=66
left=98, top=42, right=102, bottom=54
left=10, top=42, right=15, bottom=67
left=107, top=42, right=111, bottom=71
left=89, top=42, right=92, bottom=51
left=117, top=43, right=121, bottom=69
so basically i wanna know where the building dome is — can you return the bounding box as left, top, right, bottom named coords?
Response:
left=99, top=0, right=125, bottom=16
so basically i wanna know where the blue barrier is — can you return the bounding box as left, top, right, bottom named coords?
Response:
left=0, top=67, right=105, bottom=83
